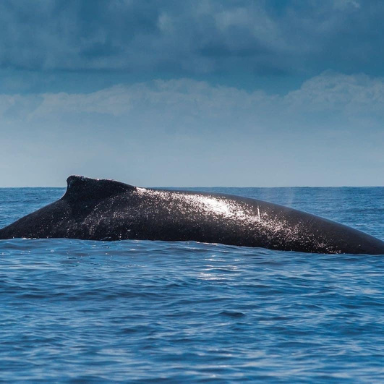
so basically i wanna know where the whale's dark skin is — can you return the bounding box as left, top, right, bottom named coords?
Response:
left=0, top=176, right=384, bottom=254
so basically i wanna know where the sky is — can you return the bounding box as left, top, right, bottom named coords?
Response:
left=1, top=0, right=384, bottom=187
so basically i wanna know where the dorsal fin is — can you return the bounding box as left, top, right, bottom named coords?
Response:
left=62, top=175, right=135, bottom=202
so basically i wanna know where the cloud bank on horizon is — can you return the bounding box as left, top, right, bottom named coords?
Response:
left=0, top=0, right=383, bottom=187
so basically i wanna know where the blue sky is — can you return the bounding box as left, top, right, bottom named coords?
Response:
left=1, top=0, right=383, bottom=187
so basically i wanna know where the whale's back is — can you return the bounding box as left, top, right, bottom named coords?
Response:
left=1, top=176, right=384, bottom=255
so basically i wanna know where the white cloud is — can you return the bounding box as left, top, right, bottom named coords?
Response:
left=2, top=72, right=383, bottom=129
left=285, top=71, right=384, bottom=116
left=1, top=72, right=383, bottom=186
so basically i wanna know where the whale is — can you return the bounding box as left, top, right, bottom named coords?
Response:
left=0, top=175, right=383, bottom=254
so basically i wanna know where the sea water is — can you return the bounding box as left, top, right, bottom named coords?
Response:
left=1, top=187, right=384, bottom=382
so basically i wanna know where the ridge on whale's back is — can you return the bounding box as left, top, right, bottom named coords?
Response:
left=62, top=175, right=135, bottom=202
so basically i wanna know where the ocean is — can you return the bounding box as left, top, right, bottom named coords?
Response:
left=1, top=187, right=384, bottom=382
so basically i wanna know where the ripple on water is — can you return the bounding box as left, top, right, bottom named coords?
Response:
left=1, top=187, right=384, bottom=381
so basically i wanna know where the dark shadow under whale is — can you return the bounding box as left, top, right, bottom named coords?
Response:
left=0, top=175, right=384, bottom=254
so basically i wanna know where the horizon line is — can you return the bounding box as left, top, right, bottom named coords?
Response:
left=1, top=185, right=384, bottom=189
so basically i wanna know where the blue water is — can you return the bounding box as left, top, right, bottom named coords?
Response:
left=1, top=187, right=384, bottom=382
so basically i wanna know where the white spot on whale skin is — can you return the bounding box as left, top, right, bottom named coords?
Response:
left=136, top=187, right=147, bottom=195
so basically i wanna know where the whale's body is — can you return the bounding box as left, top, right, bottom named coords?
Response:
left=0, top=176, right=383, bottom=254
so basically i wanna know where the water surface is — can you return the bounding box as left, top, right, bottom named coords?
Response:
left=1, top=187, right=384, bottom=382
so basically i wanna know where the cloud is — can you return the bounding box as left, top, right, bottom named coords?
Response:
left=334, top=0, right=361, bottom=10
left=2, top=71, right=383, bottom=129
left=0, top=71, right=383, bottom=186
left=0, top=0, right=383, bottom=78
left=285, top=72, right=384, bottom=114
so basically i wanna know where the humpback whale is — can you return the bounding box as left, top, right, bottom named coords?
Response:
left=0, top=175, right=383, bottom=254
